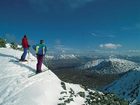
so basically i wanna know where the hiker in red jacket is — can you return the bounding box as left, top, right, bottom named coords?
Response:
left=20, top=35, right=29, bottom=61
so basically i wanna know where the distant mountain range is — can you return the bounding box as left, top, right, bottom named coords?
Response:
left=46, top=54, right=78, bottom=60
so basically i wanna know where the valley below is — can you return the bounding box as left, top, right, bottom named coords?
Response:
left=52, top=68, right=120, bottom=89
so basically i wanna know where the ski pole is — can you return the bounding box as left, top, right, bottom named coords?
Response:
left=28, top=48, right=30, bottom=61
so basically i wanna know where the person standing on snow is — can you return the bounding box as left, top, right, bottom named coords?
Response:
left=33, top=40, right=47, bottom=74
left=20, top=35, right=29, bottom=61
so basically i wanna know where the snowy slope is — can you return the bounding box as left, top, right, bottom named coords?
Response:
left=0, top=48, right=85, bottom=105
left=79, top=58, right=139, bottom=74
left=104, top=67, right=140, bottom=105
left=0, top=48, right=128, bottom=105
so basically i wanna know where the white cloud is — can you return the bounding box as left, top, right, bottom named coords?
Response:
left=91, top=33, right=98, bottom=37
left=91, top=33, right=115, bottom=38
left=100, top=43, right=122, bottom=49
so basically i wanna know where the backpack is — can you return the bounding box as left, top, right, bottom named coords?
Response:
left=33, top=44, right=47, bottom=55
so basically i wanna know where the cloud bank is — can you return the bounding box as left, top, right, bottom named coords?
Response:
left=100, top=43, right=122, bottom=49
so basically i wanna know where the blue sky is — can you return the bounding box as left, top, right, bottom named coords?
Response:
left=0, top=0, right=140, bottom=53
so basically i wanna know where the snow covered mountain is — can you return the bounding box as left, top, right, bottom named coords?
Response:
left=79, top=59, right=104, bottom=69
left=104, top=67, right=140, bottom=105
left=0, top=48, right=128, bottom=105
left=79, top=58, right=139, bottom=74
left=46, top=54, right=77, bottom=60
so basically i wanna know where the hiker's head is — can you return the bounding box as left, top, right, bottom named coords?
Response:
left=40, top=40, right=44, bottom=44
left=24, top=35, right=27, bottom=38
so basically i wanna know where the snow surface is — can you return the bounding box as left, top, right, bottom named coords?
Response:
left=104, top=67, right=140, bottom=105
left=0, top=48, right=88, bottom=105
left=5, top=43, right=11, bottom=48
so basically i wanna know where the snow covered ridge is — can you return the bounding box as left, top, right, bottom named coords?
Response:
left=79, top=59, right=104, bottom=69
left=79, top=58, right=139, bottom=74
left=46, top=54, right=77, bottom=60
left=0, top=48, right=128, bottom=105
left=104, top=67, right=140, bottom=105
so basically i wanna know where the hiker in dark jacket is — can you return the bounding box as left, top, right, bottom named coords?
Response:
left=20, top=35, right=29, bottom=61
left=33, top=40, right=47, bottom=74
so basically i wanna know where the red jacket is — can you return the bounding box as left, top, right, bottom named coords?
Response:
left=22, top=37, right=29, bottom=48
